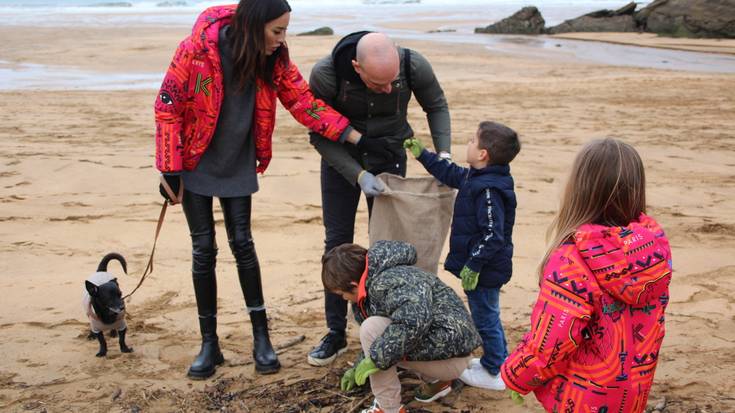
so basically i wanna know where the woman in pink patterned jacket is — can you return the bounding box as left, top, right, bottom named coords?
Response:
left=501, top=138, right=672, bottom=412
left=154, top=0, right=364, bottom=379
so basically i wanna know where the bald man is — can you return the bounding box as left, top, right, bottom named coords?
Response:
left=307, top=31, right=451, bottom=367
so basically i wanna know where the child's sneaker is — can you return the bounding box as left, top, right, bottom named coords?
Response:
left=468, top=357, right=481, bottom=369
left=360, top=399, right=407, bottom=413
left=414, top=380, right=452, bottom=403
left=459, top=364, right=506, bottom=390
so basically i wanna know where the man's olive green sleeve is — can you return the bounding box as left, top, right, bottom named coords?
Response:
left=308, top=57, right=364, bottom=184
left=408, top=50, right=451, bottom=154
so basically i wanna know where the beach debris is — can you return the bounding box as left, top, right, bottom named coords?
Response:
left=297, top=27, right=334, bottom=36
left=111, top=387, right=122, bottom=401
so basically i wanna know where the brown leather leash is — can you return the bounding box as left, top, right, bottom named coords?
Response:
left=123, top=175, right=183, bottom=301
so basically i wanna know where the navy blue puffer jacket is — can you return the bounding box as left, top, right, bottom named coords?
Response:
left=417, top=150, right=516, bottom=289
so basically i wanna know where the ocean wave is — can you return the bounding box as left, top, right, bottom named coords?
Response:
left=362, top=0, right=419, bottom=4
left=156, top=0, right=186, bottom=6
left=87, top=2, right=132, bottom=7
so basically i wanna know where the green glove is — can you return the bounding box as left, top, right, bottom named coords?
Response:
left=403, top=138, right=425, bottom=158
left=510, top=389, right=524, bottom=405
left=354, top=357, right=380, bottom=386
left=460, top=265, right=480, bottom=291
left=340, top=367, right=357, bottom=392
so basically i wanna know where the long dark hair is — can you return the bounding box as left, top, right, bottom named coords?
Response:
left=229, top=0, right=291, bottom=90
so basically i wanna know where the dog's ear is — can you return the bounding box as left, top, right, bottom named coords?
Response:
left=85, top=281, right=99, bottom=297
left=111, top=278, right=119, bottom=285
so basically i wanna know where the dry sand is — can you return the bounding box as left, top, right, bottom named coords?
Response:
left=0, top=25, right=734, bottom=412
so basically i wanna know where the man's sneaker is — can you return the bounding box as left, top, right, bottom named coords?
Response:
left=360, top=399, right=407, bottom=413
left=459, top=364, right=506, bottom=390
left=414, top=380, right=452, bottom=403
left=307, top=330, right=348, bottom=366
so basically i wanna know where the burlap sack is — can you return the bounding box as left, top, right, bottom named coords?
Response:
left=369, top=173, right=456, bottom=274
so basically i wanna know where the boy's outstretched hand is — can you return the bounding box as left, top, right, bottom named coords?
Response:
left=403, top=138, right=425, bottom=158
left=509, top=389, right=524, bottom=405
left=354, top=357, right=379, bottom=385
left=460, top=266, right=480, bottom=291
left=340, top=367, right=357, bottom=392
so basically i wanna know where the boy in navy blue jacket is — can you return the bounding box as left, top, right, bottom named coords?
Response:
left=404, top=121, right=520, bottom=391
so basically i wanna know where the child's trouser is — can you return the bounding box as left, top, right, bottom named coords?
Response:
left=465, top=286, right=508, bottom=375
left=360, top=316, right=471, bottom=413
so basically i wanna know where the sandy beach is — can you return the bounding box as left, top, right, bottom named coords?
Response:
left=1, top=19, right=734, bottom=413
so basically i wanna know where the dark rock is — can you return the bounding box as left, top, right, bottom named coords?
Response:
left=475, top=6, right=546, bottom=34
left=585, top=2, right=637, bottom=18
left=547, top=3, right=639, bottom=34
left=635, top=0, right=735, bottom=38
left=297, top=26, right=334, bottom=36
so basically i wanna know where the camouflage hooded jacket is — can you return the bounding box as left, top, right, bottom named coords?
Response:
left=353, top=240, right=481, bottom=370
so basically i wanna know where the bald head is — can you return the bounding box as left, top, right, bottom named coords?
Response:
left=353, top=32, right=400, bottom=94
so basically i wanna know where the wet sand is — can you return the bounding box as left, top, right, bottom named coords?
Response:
left=551, top=32, right=735, bottom=55
left=1, top=25, right=734, bottom=412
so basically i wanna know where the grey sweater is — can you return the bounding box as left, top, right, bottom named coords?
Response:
left=183, top=25, right=258, bottom=198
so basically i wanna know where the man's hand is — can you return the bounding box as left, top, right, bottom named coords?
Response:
left=340, top=367, right=357, bottom=392
left=357, top=171, right=385, bottom=197
left=356, top=136, right=394, bottom=162
left=354, top=357, right=379, bottom=386
left=403, top=138, right=425, bottom=158
left=159, top=173, right=183, bottom=205
left=460, top=266, right=480, bottom=291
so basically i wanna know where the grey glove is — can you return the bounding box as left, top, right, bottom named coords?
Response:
left=357, top=171, right=385, bottom=197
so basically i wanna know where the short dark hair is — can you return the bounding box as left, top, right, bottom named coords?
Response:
left=477, top=121, right=521, bottom=165
left=321, top=244, right=368, bottom=292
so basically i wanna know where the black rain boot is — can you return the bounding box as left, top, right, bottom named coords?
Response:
left=250, top=309, right=280, bottom=374
left=187, top=228, right=224, bottom=380
left=237, top=265, right=280, bottom=375
left=188, top=315, right=225, bottom=379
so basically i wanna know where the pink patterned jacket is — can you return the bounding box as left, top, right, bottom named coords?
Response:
left=154, top=5, right=350, bottom=174
left=501, top=214, right=672, bottom=413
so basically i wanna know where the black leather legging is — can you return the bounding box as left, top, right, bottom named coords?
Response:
left=182, top=190, right=264, bottom=318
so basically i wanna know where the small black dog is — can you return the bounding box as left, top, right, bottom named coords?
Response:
left=83, top=253, right=133, bottom=357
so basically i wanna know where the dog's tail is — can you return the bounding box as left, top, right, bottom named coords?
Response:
left=97, top=253, right=128, bottom=274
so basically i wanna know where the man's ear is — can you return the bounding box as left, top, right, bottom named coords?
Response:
left=350, top=281, right=359, bottom=288
left=351, top=59, right=361, bottom=74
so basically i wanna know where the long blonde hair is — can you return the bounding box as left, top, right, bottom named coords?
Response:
left=539, top=138, right=646, bottom=279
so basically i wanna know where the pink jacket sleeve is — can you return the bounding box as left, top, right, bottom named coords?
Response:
left=501, top=244, right=594, bottom=394
left=275, top=60, right=350, bottom=142
left=154, top=40, right=193, bottom=173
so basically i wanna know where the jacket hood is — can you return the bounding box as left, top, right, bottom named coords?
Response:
left=367, top=240, right=417, bottom=278
left=191, top=5, right=236, bottom=49
left=356, top=240, right=417, bottom=318
left=574, top=213, right=672, bottom=305
left=331, top=31, right=370, bottom=84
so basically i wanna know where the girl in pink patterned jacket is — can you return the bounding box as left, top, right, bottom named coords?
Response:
left=501, top=138, right=672, bottom=412
left=153, top=0, right=365, bottom=380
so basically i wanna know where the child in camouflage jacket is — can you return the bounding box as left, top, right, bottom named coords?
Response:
left=321, top=240, right=481, bottom=413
